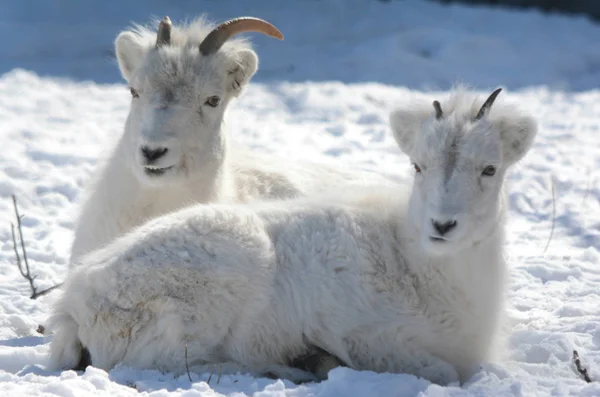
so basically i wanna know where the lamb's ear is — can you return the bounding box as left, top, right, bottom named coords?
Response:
left=496, top=112, right=537, bottom=165
left=389, top=105, right=432, bottom=154
left=227, top=49, right=259, bottom=96
left=115, top=31, right=147, bottom=82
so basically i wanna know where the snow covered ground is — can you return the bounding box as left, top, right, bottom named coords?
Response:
left=0, top=0, right=599, bottom=396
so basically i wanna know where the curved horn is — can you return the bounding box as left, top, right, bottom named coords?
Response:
left=475, top=88, right=502, bottom=120
left=199, top=17, right=284, bottom=56
left=432, top=100, right=443, bottom=120
left=156, top=16, right=172, bottom=48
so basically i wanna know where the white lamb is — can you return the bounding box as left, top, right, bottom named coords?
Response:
left=71, top=15, right=383, bottom=262
left=49, top=89, right=537, bottom=385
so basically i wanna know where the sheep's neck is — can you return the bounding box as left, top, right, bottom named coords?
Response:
left=389, top=217, right=505, bottom=377
left=113, top=137, right=235, bottom=233
left=408, top=217, right=505, bottom=301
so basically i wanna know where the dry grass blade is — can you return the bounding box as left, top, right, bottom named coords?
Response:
left=207, top=366, right=214, bottom=384
left=33, top=283, right=63, bottom=298
left=542, top=176, right=556, bottom=254
left=573, top=350, right=592, bottom=383
left=11, top=224, right=29, bottom=278
left=185, top=344, right=192, bottom=382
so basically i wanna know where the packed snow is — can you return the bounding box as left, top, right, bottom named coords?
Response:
left=0, top=0, right=599, bottom=396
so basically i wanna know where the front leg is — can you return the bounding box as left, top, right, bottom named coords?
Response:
left=416, top=354, right=460, bottom=385
left=345, top=335, right=460, bottom=385
left=290, top=345, right=345, bottom=381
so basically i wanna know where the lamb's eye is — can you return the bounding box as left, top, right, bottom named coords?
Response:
left=205, top=96, right=221, bottom=108
left=482, top=165, right=496, bottom=176
left=413, top=163, right=422, bottom=173
left=130, top=87, right=139, bottom=98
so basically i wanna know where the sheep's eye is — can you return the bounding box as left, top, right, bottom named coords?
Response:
left=413, top=163, right=422, bottom=173
left=130, top=87, right=139, bottom=98
left=205, top=96, right=221, bottom=108
left=482, top=165, right=496, bottom=176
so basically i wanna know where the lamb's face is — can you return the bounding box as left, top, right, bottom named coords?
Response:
left=390, top=90, right=537, bottom=255
left=114, top=24, right=259, bottom=187
left=407, top=116, right=506, bottom=254
left=124, top=51, right=234, bottom=186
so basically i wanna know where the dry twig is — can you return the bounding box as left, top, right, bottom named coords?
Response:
left=217, top=364, right=223, bottom=384
left=542, top=177, right=556, bottom=254
left=185, top=344, right=192, bottom=382
left=573, top=350, right=592, bottom=383
left=10, top=195, right=62, bottom=299
left=207, top=367, right=214, bottom=385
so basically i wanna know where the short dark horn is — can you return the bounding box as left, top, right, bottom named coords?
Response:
left=156, top=16, right=172, bottom=48
left=199, top=17, right=283, bottom=56
left=475, top=88, right=502, bottom=120
left=433, top=100, right=443, bottom=120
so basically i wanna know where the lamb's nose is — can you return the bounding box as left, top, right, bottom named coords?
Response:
left=432, top=219, right=457, bottom=236
left=141, top=146, right=168, bottom=163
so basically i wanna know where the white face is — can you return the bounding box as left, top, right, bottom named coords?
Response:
left=125, top=51, right=231, bottom=186
left=390, top=93, right=536, bottom=255
left=115, top=26, right=258, bottom=187
left=408, top=118, right=505, bottom=254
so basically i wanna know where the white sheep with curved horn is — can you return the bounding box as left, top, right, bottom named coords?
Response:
left=49, top=88, right=536, bottom=384
left=70, top=15, right=384, bottom=263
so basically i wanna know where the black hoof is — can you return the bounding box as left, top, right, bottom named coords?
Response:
left=73, top=347, right=92, bottom=371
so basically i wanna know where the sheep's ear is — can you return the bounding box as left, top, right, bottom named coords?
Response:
left=115, top=31, right=147, bottom=82
left=496, top=112, right=537, bottom=165
left=227, top=49, right=258, bottom=96
left=389, top=105, right=432, bottom=154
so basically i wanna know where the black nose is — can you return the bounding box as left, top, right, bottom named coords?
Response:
left=141, top=147, right=168, bottom=163
left=432, top=220, right=457, bottom=236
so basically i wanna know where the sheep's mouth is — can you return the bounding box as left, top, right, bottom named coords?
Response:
left=429, top=236, right=448, bottom=243
left=143, top=165, right=174, bottom=176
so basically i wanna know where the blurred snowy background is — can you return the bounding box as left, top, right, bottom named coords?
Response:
left=0, top=1, right=599, bottom=396
left=2, top=0, right=599, bottom=89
